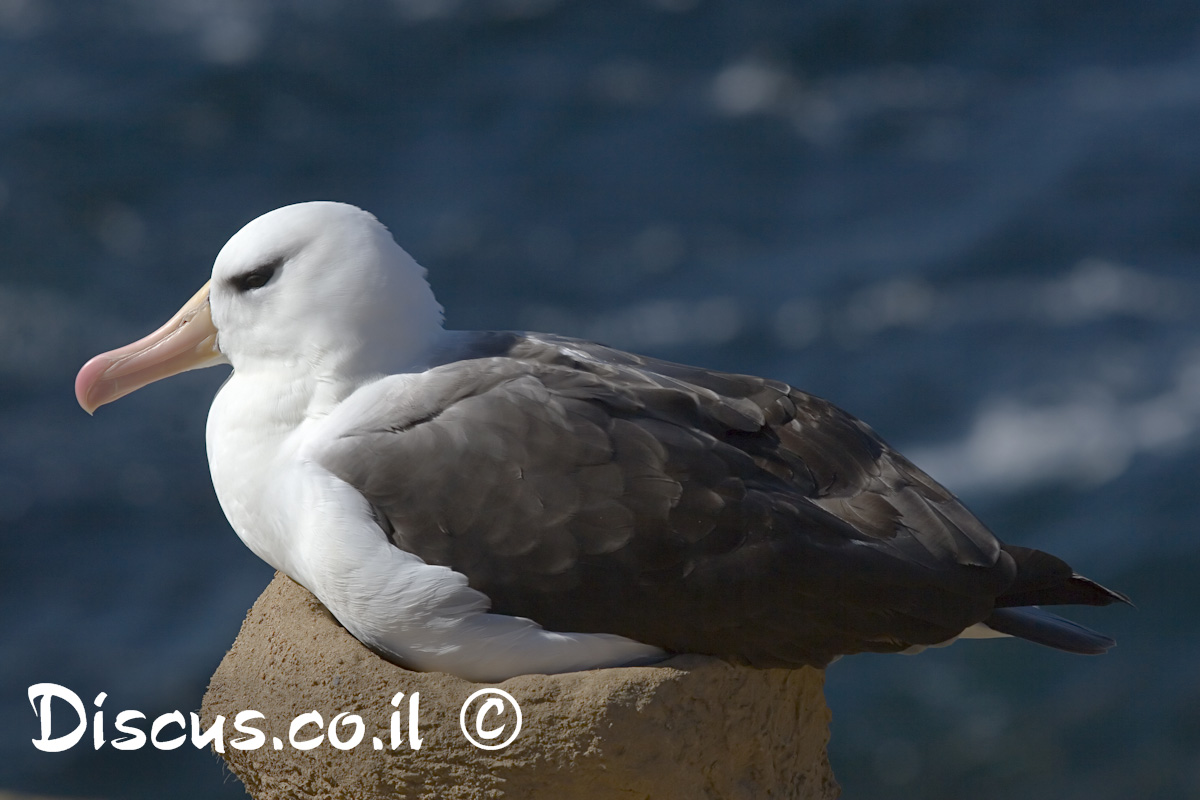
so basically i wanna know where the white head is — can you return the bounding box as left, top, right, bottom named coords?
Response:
left=75, top=202, right=444, bottom=414
left=210, top=202, right=443, bottom=377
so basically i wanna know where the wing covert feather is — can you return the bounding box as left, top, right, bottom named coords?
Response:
left=317, top=333, right=1019, bottom=667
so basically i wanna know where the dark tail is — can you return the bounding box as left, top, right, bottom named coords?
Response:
left=984, top=545, right=1131, bottom=654
left=984, top=606, right=1116, bottom=654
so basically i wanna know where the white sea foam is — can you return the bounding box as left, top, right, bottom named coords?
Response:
left=910, top=348, right=1200, bottom=493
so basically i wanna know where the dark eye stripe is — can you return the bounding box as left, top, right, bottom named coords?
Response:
left=231, top=257, right=283, bottom=293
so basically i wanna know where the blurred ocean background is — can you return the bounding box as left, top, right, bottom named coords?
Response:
left=1, top=1, right=1197, bottom=797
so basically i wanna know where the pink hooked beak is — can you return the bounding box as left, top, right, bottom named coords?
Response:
left=75, top=281, right=224, bottom=414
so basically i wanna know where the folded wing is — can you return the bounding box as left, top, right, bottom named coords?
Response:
left=316, top=332, right=1127, bottom=668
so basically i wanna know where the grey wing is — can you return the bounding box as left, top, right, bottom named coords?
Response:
left=318, top=333, right=1024, bottom=668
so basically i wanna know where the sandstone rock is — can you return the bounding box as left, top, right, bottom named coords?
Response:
left=201, top=573, right=840, bottom=800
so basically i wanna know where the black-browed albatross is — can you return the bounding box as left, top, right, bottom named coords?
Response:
left=75, top=201, right=1128, bottom=683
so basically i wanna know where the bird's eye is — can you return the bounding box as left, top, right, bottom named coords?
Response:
left=231, top=257, right=283, bottom=293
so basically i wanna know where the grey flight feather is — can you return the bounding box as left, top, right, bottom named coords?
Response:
left=317, top=332, right=1127, bottom=668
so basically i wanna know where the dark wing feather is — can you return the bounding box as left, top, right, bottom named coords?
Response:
left=319, top=332, right=1121, bottom=668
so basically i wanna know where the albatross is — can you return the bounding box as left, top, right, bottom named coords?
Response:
left=75, top=201, right=1128, bottom=683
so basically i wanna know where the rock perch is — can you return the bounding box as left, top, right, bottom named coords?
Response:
left=201, top=574, right=839, bottom=799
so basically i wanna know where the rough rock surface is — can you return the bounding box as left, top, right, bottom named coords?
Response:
left=201, top=573, right=840, bottom=800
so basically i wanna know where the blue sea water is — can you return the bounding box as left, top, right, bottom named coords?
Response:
left=2, top=1, right=1198, bottom=797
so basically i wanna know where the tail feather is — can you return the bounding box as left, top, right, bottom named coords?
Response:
left=983, top=606, right=1116, bottom=655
